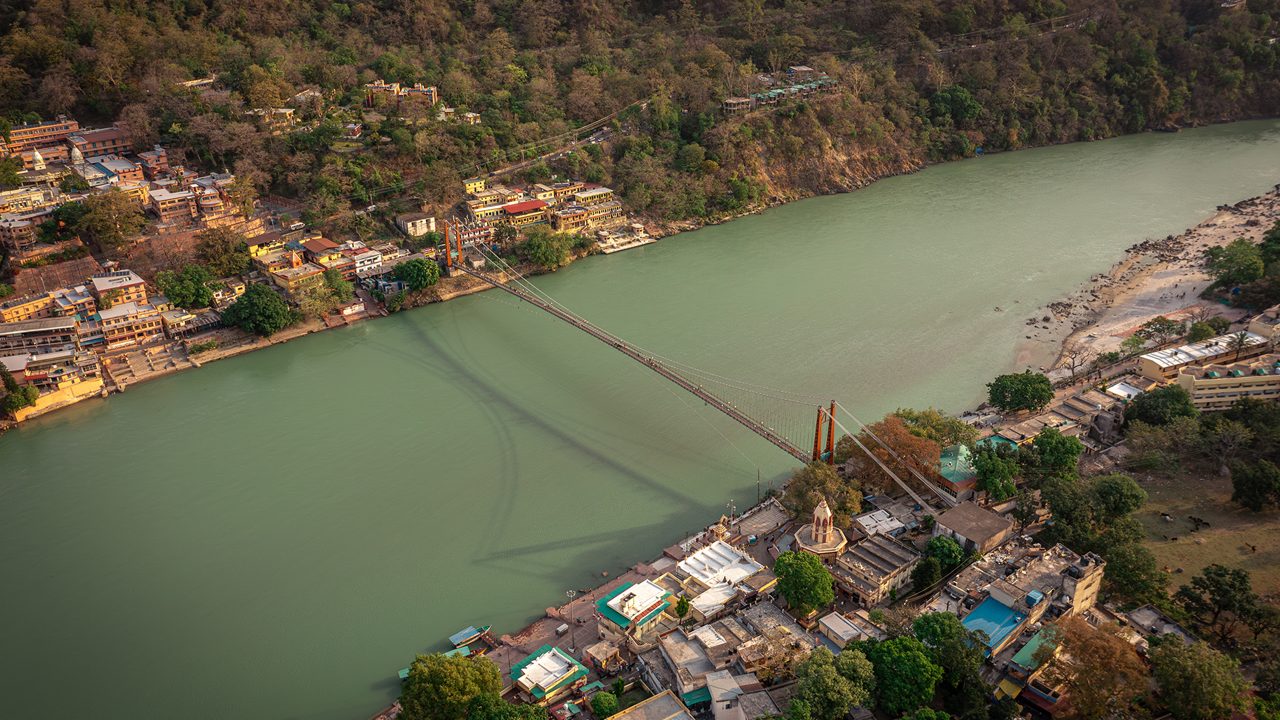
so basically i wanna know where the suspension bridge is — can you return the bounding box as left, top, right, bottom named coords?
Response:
left=440, top=226, right=960, bottom=512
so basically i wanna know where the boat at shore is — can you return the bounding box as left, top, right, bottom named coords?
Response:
left=397, top=625, right=496, bottom=681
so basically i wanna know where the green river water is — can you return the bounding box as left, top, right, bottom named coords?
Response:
left=3, top=120, right=1280, bottom=719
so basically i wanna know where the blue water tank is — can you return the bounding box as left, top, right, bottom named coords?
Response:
left=1026, top=590, right=1045, bottom=607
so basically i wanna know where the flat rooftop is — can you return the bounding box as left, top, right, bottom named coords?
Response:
left=678, top=540, right=763, bottom=586
left=1141, top=332, right=1266, bottom=369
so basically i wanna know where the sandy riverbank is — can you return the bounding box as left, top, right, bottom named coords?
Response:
left=1013, top=186, right=1280, bottom=379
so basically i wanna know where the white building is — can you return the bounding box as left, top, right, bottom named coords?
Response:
left=395, top=213, right=436, bottom=237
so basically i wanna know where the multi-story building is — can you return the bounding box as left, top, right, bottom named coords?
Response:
left=50, top=285, right=97, bottom=318
left=137, top=146, right=170, bottom=179
left=98, top=301, right=164, bottom=349
left=551, top=181, right=584, bottom=203
left=0, top=316, right=81, bottom=354
left=1137, top=332, right=1269, bottom=380
left=934, top=501, right=1015, bottom=555
left=1176, top=353, right=1280, bottom=411
left=509, top=645, right=589, bottom=706
left=831, top=534, right=920, bottom=607
left=0, top=294, right=55, bottom=324
left=148, top=186, right=197, bottom=224
left=596, top=580, right=674, bottom=643
left=211, top=279, right=247, bottom=309
left=247, top=231, right=287, bottom=258
left=68, top=127, right=132, bottom=158
left=586, top=200, right=625, bottom=230
left=573, top=186, right=615, bottom=206
left=271, top=257, right=326, bottom=299
left=464, top=176, right=486, bottom=195
left=91, top=271, right=149, bottom=307
left=89, top=155, right=144, bottom=184
left=340, top=243, right=383, bottom=277
left=500, top=199, right=548, bottom=228
left=0, top=186, right=62, bottom=214
left=0, top=348, right=101, bottom=393
left=395, top=213, right=436, bottom=237
left=531, top=184, right=556, bottom=203
left=550, top=206, right=590, bottom=233
left=0, top=210, right=47, bottom=257
left=2, top=116, right=80, bottom=155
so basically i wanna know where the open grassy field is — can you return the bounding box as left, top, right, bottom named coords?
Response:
left=1136, top=470, right=1280, bottom=597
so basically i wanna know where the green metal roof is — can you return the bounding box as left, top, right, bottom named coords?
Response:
left=508, top=644, right=589, bottom=700
left=682, top=687, right=712, bottom=706
left=595, top=583, right=672, bottom=630
left=1010, top=629, right=1056, bottom=672
left=939, top=443, right=977, bottom=484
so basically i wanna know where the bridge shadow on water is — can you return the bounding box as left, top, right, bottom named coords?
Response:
left=370, top=313, right=732, bottom=565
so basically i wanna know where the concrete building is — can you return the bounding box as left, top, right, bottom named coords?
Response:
left=0, top=316, right=81, bottom=354
left=0, top=210, right=49, bottom=257
left=794, top=499, right=848, bottom=561
left=1, top=116, right=80, bottom=155
left=934, top=501, right=1015, bottom=555
left=1137, top=332, right=1269, bottom=380
left=597, top=580, right=674, bottom=644
left=148, top=186, right=197, bottom=224
left=610, top=691, right=695, bottom=720
left=395, top=213, right=436, bottom=237
left=929, top=540, right=1105, bottom=657
left=674, top=540, right=773, bottom=622
left=509, top=644, right=589, bottom=706
left=817, top=609, right=886, bottom=648
left=90, top=270, right=148, bottom=307
left=1175, top=353, right=1280, bottom=411
left=831, top=534, right=920, bottom=607
left=68, top=127, right=132, bottom=158
left=98, top=301, right=164, bottom=349
left=0, top=293, right=55, bottom=324
left=0, top=348, right=100, bottom=393
left=271, top=257, right=326, bottom=299
left=501, top=199, right=549, bottom=228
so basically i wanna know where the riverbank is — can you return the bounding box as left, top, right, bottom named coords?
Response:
left=1013, top=185, right=1280, bottom=378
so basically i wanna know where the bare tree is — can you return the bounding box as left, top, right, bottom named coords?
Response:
left=1061, top=347, right=1096, bottom=384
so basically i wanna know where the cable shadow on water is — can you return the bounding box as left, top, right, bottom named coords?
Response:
left=373, top=313, right=704, bottom=517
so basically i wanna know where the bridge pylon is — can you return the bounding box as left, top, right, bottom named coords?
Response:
left=812, top=401, right=837, bottom=465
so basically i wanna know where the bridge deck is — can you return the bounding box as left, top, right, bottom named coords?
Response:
left=457, top=267, right=810, bottom=463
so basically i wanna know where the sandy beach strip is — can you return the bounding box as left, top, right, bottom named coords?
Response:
left=1013, top=186, right=1280, bottom=379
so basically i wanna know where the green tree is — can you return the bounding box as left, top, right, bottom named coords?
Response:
left=1205, top=238, right=1265, bottom=288
left=590, top=691, right=619, bottom=719
left=986, top=371, right=1053, bottom=413
left=912, top=613, right=987, bottom=718
left=520, top=226, right=572, bottom=270
left=195, top=227, right=252, bottom=277
left=1136, top=315, right=1185, bottom=345
left=910, top=556, right=942, bottom=592
left=1149, top=639, right=1249, bottom=720
left=1174, top=564, right=1260, bottom=646
left=323, top=268, right=354, bottom=302
left=791, top=646, right=872, bottom=720
left=222, top=284, right=296, bottom=337
left=924, top=536, right=964, bottom=570
left=1121, top=334, right=1148, bottom=356
left=774, top=551, right=835, bottom=615
left=1207, top=316, right=1233, bottom=334
left=393, top=258, right=441, bottom=291
left=674, top=595, right=690, bottom=620
left=1230, top=459, right=1280, bottom=511
left=400, top=653, right=502, bottom=720
left=0, top=364, right=39, bottom=414
left=0, top=283, right=13, bottom=299
left=902, top=709, right=950, bottom=720
left=1186, top=321, right=1217, bottom=342
left=155, top=264, right=214, bottom=308
left=866, top=636, right=943, bottom=716
left=1124, top=385, right=1199, bottom=428
left=466, top=695, right=545, bottom=720
left=76, top=189, right=147, bottom=253
left=972, top=444, right=1019, bottom=501
left=780, top=462, right=860, bottom=527
left=893, top=407, right=979, bottom=446
left=1021, top=427, right=1084, bottom=483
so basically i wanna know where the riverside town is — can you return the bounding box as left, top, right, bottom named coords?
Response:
left=3, top=2, right=1280, bottom=720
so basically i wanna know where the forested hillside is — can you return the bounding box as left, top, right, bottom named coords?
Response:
left=1, top=0, right=1277, bottom=231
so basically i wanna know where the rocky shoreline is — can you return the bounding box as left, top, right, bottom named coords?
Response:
left=1013, top=186, right=1280, bottom=378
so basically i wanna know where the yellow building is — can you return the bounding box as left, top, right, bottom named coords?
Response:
left=247, top=232, right=286, bottom=258
left=1177, top=353, right=1280, bottom=411
left=464, top=177, right=486, bottom=195
left=271, top=258, right=326, bottom=299
left=0, top=293, right=54, bottom=323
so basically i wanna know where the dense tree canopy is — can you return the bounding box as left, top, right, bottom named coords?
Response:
left=1150, top=639, right=1250, bottom=720
left=986, top=371, right=1053, bottom=413
left=774, top=551, right=834, bottom=615
left=865, top=636, right=943, bottom=716
left=393, top=258, right=442, bottom=291
left=1124, top=385, right=1199, bottom=428
left=221, top=284, right=296, bottom=336
left=400, top=654, right=502, bottom=720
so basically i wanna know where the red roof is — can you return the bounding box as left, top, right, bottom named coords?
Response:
left=502, top=199, right=548, bottom=215
left=303, top=238, right=339, bottom=253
